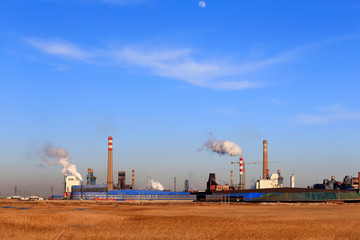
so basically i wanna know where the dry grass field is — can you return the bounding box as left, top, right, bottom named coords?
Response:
left=1, top=200, right=360, bottom=240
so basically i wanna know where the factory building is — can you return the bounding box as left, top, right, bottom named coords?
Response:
left=68, top=136, right=196, bottom=201
left=118, top=171, right=126, bottom=189
left=64, top=175, right=81, bottom=197
left=255, top=170, right=286, bottom=189
left=256, top=173, right=281, bottom=189
left=206, top=173, right=231, bottom=192
left=86, top=168, right=96, bottom=185
left=207, top=173, right=217, bottom=191
left=63, top=136, right=360, bottom=203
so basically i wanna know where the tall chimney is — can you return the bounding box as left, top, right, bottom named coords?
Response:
left=239, top=157, right=244, bottom=190
left=263, top=140, right=268, bottom=180
left=132, top=170, right=135, bottom=189
left=107, top=136, right=113, bottom=190
left=230, top=170, right=233, bottom=187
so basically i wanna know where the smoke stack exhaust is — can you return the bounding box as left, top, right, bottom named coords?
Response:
left=132, top=170, right=135, bottom=189
left=107, top=136, right=113, bottom=190
left=263, top=140, right=268, bottom=180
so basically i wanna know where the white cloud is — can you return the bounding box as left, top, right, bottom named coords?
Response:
left=296, top=105, right=360, bottom=124
left=25, top=38, right=92, bottom=61
left=23, top=37, right=298, bottom=90
left=114, top=46, right=295, bottom=90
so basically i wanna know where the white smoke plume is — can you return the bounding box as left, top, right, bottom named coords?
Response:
left=147, top=178, right=164, bottom=191
left=200, top=133, right=242, bottom=156
left=40, top=141, right=83, bottom=181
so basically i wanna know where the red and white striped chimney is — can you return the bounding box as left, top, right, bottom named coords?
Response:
left=107, top=136, right=113, bottom=190
left=132, top=170, right=135, bottom=190
left=239, top=157, right=244, bottom=190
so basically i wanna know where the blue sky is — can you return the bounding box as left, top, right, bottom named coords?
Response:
left=0, top=0, right=359, bottom=196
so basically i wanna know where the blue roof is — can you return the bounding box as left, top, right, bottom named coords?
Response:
left=72, top=184, right=107, bottom=189
left=71, top=192, right=108, bottom=196
left=108, top=190, right=191, bottom=195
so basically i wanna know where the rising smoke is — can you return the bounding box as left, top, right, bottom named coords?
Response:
left=147, top=178, right=164, bottom=191
left=199, top=133, right=242, bottom=156
left=40, top=141, right=83, bottom=181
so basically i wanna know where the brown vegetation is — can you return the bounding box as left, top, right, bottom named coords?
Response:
left=1, top=200, right=360, bottom=239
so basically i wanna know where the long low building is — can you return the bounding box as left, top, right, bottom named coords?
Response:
left=71, top=185, right=196, bottom=201
left=206, top=188, right=360, bottom=202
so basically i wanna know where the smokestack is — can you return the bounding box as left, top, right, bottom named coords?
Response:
left=107, top=136, right=113, bottom=190
left=239, top=157, right=244, bottom=190
left=132, top=170, right=135, bottom=190
left=263, top=140, right=268, bottom=180
left=230, top=170, right=233, bottom=187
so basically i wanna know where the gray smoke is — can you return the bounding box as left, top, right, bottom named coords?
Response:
left=199, top=133, right=242, bottom=156
left=40, top=141, right=83, bottom=181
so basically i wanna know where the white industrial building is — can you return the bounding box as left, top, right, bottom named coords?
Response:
left=256, top=173, right=295, bottom=189
left=256, top=173, right=283, bottom=189
left=64, top=175, right=81, bottom=195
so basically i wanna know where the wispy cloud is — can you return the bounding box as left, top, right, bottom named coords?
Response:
left=114, top=46, right=296, bottom=90
left=23, top=37, right=299, bottom=90
left=296, top=105, right=360, bottom=124
left=25, top=38, right=92, bottom=61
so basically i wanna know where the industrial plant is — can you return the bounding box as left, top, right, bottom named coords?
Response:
left=53, top=136, right=360, bottom=203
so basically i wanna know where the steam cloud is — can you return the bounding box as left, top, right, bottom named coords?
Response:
left=200, top=134, right=242, bottom=156
left=40, top=141, right=83, bottom=181
left=147, top=178, right=164, bottom=191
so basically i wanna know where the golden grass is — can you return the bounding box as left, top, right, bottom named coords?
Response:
left=1, top=200, right=360, bottom=239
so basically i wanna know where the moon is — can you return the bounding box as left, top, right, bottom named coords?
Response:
left=199, top=1, right=206, bottom=8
